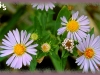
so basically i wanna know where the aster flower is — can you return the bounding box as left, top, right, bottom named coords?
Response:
left=76, top=34, right=100, bottom=73
left=32, top=2, right=55, bottom=11
left=62, top=38, right=74, bottom=53
left=0, top=29, right=38, bottom=69
left=57, top=11, right=90, bottom=41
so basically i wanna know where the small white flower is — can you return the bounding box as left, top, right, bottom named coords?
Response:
left=0, top=29, right=38, bottom=69
left=62, top=38, right=74, bottom=53
left=32, top=2, right=55, bottom=11
left=76, top=34, right=100, bottom=73
left=57, top=11, right=90, bottom=41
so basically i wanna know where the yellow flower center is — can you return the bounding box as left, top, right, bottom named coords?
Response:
left=66, top=20, right=79, bottom=32
left=14, top=44, right=26, bottom=56
left=41, top=43, right=51, bottom=52
left=84, top=48, right=95, bottom=59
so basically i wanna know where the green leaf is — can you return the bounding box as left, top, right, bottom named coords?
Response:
left=62, top=50, right=69, bottom=58
left=41, top=31, right=50, bottom=42
left=61, top=50, right=66, bottom=57
left=0, top=5, right=26, bottom=40
left=61, top=57, right=67, bottom=70
left=37, top=52, right=45, bottom=59
left=46, top=21, right=56, bottom=34
left=30, top=55, right=37, bottom=71
left=61, top=49, right=69, bottom=70
left=49, top=52, right=62, bottom=71
left=54, top=45, right=59, bottom=55
left=89, top=27, right=94, bottom=36
left=28, top=16, right=42, bottom=34
left=47, top=9, right=55, bottom=15
left=0, top=57, right=7, bottom=62
left=73, top=47, right=78, bottom=57
left=54, top=6, right=71, bottom=35
left=41, top=12, right=47, bottom=30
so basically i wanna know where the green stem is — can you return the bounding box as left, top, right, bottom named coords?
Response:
left=49, top=53, right=63, bottom=72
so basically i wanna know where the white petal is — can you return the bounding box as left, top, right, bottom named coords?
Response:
left=6, top=54, right=16, bottom=66
left=79, top=41, right=86, bottom=52
left=48, top=2, right=55, bottom=9
left=77, top=56, right=85, bottom=66
left=0, top=49, right=13, bottom=53
left=80, top=26, right=90, bottom=29
left=77, top=30, right=87, bottom=39
left=80, top=27, right=90, bottom=32
left=76, top=55, right=84, bottom=63
left=27, top=49, right=37, bottom=52
left=45, top=4, right=49, bottom=11
left=90, top=36, right=100, bottom=47
left=76, top=45, right=84, bottom=52
left=22, top=54, right=27, bottom=66
left=91, top=59, right=99, bottom=71
left=72, top=11, right=79, bottom=20
left=32, top=3, right=38, bottom=8
left=0, top=50, right=13, bottom=57
left=77, top=15, right=88, bottom=22
left=7, top=31, right=17, bottom=45
left=2, top=39, right=12, bottom=46
left=89, top=34, right=94, bottom=46
left=24, top=53, right=32, bottom=65
left=86, top=34, right=90, bottom=48
left=95, top=54, right=100, bottom=60
left=40, top=4, right=44, bottom=10
left=11, top=56, right=18, bottom=68
left=24, top=33, right=31, bottom=44
left=15, top=56, right=22, bottom=69
left=80, top=60, right=85, bottom=69
left=13, top=29, right=20, bottom=44
left=93, top=57, right=100, bottom=65
left=0, top=46, right=12, bottom=50
left=67, top=32, right=71, bottom=39
left=30, top=44, right=38, bottom=47
left=60, top=16, right=68, bottom=23
left=70, top=33, right=73, bottom=40
left=16, top=29, right=20, bottom=44
left=5, top=35, right=15, bottom=45
left=37, top=4, right=42, bottom=10
left=21, top=30, right=26, bottom=44
left=57, top=27, right=66, bottom=35
left=27, top=44, right=38, bottom=49
left=79, top=19, right=89, bottom=25
left=25, top=53, right=32, bottom=62
left=73, top=33, right=77, bottom=41
left=77, top=15, right=85, bottom=22
left=89, top=59, right=95, bottom=73
left=27, top=49, right=37, bottom=55
left=25, top=40, right=33, bottom=46
left=2, top=42, right=12, bottom=47
left=83, top=58, right=89, bottom=73
left=82, top=38, right=86, bottom=48
left=61, top=22, right=66, bottom=25
left=75, top=32, right=81, bottom=41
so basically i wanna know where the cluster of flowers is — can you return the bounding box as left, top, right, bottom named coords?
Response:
left=0, top=2, right=100, bottom=73
left=58, top=11, right=100, bottom=73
